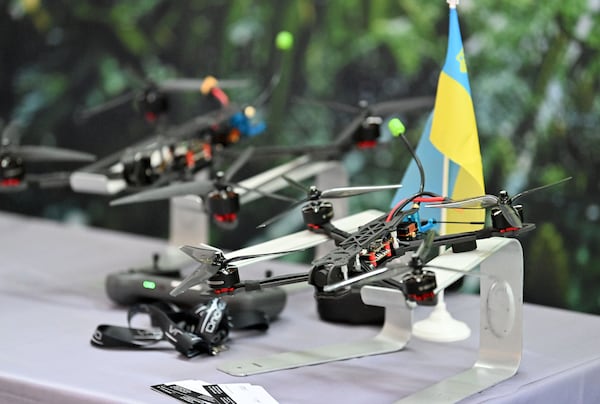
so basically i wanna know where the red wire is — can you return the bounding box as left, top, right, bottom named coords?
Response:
left=210, top=87, right=229, bottom=106
left=386, top=196, right=447, bottom=222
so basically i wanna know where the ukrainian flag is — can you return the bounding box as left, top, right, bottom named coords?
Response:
left=391, top=5, right=485, bottom=234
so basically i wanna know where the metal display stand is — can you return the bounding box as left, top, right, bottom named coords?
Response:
left=398, top=237, right=523, bottom=403
left=219, top=237, right=524, bottom=404
left=218, top=286, right=413, bottom=376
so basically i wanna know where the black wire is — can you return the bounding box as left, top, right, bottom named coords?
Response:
left=397, top=133, right=425, bottom=193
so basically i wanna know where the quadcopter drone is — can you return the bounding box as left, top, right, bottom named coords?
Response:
left=164, top=180, right=406, bottom=296
left=74, top=78, right=266, bottom=192
left=72, top=31, right=296, bottom=194
left=165, top=118, right=570, bottom=315
left=104, top=93, right=429, bottom=228
left=0, top=121, right=95, bottom=191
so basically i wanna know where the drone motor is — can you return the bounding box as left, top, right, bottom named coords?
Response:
left=206, top=265, right=241, bottom=294
left=207, top=189, right=240, bottom=226
left=491, top=204, right=524, bottom=232
left=136, top=86, right=169, bottom=123
left=301, top=200, right=334, bottom=229
left=0, top=152, right=25, bottom=186
left=122, top=155, right=159, bottom=186
left=401, top=269, right=438, bottom=306
left=353, top=115, right=382, bottom=149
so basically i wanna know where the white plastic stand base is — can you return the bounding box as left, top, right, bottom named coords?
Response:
left=412, top=292, right=471, bottom=342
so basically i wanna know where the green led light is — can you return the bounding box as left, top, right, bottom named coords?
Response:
left=142, top=280, right=156, bottom=290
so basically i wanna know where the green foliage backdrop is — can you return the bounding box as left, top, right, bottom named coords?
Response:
left=1, top=0, right=599, bottom=313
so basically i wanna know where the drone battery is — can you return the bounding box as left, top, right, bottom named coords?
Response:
left=451, top=239, right=477, bottom=253
left=314, top=288, right=384, bottom=325
left=105, top=270, right=287, bottom=321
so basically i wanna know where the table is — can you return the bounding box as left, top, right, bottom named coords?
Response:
left=2, top=212, right=600, bottom=403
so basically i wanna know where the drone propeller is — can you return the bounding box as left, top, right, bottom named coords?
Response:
left=295, top=96, right=434, bottom=120
left=0, top=120, right=96, bottom=163
left=75, top=77, right=248, bottom=122
left=16, top=145, right=96, bottom=163
left=157, top=78, right=249, bottom=93
left=257, top=176, right=402, bottom=228
left=426, top=177, right=572, bottom=228
left=331, top=96, right=434, bottom=147
left=1, top=121, right=22, bottom=146
left=170, top=243, right=303, bottom=296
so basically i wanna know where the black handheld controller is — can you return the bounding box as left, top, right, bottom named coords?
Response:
left=105, top=268, right=287, bottom=321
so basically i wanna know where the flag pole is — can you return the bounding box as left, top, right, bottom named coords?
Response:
left=411, top=0, right=471, bottom=343
left=441, top=0, right=456, bottom=237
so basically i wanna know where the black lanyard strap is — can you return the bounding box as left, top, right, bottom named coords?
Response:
left=91, top=297, right=271, bottom=358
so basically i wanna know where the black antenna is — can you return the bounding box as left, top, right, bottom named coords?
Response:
left=252, top=31, right=294, bottom=107
left=388, top=118, right=425, bottom=193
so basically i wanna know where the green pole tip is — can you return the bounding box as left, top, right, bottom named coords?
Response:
left=276, top=31, right=294, bottom=50
left=388, top=118, right=406, bottom=137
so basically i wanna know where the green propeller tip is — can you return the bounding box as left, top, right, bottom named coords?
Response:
left=388, top=118, right=406, bottom=137
left=275, top=31, right=294, bottom=50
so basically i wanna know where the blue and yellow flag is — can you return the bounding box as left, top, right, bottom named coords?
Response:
left=391, top=6, right=485, bottom=234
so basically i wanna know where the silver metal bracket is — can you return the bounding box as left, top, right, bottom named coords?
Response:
left=218, top=285, right=413, bottom=376
left=397, top=236, right=523, bottom=403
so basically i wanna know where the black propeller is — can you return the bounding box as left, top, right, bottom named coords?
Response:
left=170, top=243, right=302, bottom=296
left=426, top=177, right=572, bottom=228
left=1, top=121, right=95, bottom=163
